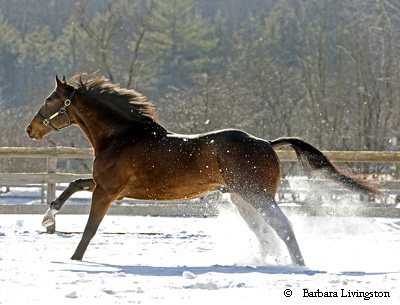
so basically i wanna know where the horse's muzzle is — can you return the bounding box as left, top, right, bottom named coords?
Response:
left=26, top=125, right=37, bottom=140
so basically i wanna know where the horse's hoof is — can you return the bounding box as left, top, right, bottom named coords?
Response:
left=42, top=208, right=56, bottom=227
left=42, top=215, right=55, bottom=227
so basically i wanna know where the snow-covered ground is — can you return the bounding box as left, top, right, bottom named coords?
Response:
left=0, top=204, right=399, bottom=305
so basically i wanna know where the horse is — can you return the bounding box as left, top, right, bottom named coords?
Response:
left=26, top=73, right=381, bottom=265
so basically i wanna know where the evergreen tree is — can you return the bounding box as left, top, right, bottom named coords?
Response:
left=212, top=9, right=232, bottom=70
left=262, top=0, right=299, bottom=66
left=0, top=9, right=21, bottom=105
left=53, top=21, right=87, bottom=77
left=20, top=27, right=56, bottom=103
left=146, top=0, right=218, bottom=87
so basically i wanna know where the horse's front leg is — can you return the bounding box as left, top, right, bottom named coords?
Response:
left=42, top=179, right=95, bottom=228
left=71, top=185, right=116, bottom=260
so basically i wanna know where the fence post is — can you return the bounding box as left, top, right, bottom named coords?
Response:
left=46, top=156, right=57, bottom=233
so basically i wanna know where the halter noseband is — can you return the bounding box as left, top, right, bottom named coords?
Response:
left=35, top=89, right=77, bottom=132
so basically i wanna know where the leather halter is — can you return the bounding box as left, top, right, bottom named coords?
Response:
left=35, top=89, right=77, bottom=132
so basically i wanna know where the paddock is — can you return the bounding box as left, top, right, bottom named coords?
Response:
left=1, top=210, right=399, bottom=304
left=1, top=147, right=400, bottom=303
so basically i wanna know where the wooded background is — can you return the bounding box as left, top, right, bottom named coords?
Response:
left=0, top=0, right=399, bottom=159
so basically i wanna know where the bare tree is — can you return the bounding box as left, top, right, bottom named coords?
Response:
left=338, top=0, right=400, bottom=151
left=75, top=0, right=155, bottom=89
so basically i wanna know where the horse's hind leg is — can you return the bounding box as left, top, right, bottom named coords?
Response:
left=230, top=193, right=276, bottom=260
left=240, top=194, right=305, bottom=266
left=42, top=179, right=95, bottom=228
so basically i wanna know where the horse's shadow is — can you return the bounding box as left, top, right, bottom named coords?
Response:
left=54, top=260, right=399, bottom=278
left=54, top=260, right=324, bottom=277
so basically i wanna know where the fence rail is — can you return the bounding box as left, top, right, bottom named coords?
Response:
left=0, top=147, right=93, bottom=159
left=2, top=146, right=400, bottom=162
left=1, top=147, right=400, bottom=217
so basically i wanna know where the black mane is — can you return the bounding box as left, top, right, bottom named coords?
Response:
left=68, top=73, right=158, bottom=124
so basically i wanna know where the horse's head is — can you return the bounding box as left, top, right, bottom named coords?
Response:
left=26, top=76, right=76, bottom=140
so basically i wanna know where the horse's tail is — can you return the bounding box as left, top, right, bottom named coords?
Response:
left=270, top=137, right=382, bottom=196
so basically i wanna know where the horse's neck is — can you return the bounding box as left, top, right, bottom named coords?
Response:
left=71, top=98, right=166, bottom=151
left=77, top=119, right=118, bottom=151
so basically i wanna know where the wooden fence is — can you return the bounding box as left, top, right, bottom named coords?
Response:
left=1, top=147, right=400, bottom=218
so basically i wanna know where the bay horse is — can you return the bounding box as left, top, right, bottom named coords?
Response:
left=26, top=73, right=381, bottom=265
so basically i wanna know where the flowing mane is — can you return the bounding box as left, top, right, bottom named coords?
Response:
left=67, top=73, right=158, bottom=123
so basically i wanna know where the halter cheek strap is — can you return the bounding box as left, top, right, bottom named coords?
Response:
left=36, top=89, right=77, bottom=132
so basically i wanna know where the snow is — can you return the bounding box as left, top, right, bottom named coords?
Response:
left=0, top=207, right=399, bottom=304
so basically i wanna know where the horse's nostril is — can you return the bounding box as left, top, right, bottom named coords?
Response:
left=26, top=126, right=32, bottom=134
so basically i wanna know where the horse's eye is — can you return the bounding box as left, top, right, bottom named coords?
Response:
left=45, top=99, right=51, bottom=106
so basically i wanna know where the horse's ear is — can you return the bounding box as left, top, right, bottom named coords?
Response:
left=55, top=75, right=63, bottom=88
left=55, top=75, right=67, bottom=91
